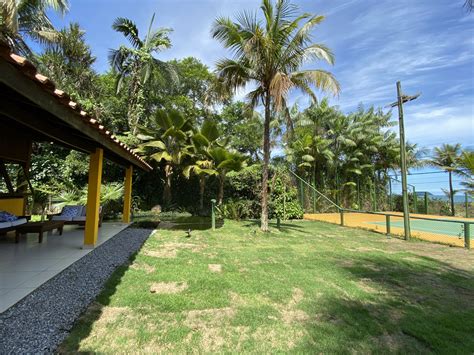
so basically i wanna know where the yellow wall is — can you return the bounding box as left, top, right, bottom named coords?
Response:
left=0, top=198, right=24, bottom=216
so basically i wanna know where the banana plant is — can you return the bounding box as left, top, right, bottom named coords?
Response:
left=137, top=109, right=193, bottom=207
left=208, top=147, right=246, bottom=205
left=183, top=120, right=222, bottom=211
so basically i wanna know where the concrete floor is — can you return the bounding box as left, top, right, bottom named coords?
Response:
left=0, top=222, right=129, bottom=313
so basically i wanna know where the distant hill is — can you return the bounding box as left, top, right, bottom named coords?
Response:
left=415, top=192, right=472, bottom=203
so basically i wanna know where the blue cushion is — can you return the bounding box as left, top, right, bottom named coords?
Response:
left=0, top=211, right=18, bottom=222
left=61, top=205, right=83, bottom=218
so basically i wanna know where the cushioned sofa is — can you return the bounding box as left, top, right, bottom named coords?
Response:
left=0, top=211, right=29, bottom=235
left=48, top=205, right=103, bottom=227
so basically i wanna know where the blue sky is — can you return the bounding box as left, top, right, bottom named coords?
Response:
left=46, top=0, right=474, bottom=194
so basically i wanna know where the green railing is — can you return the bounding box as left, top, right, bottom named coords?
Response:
left=289, top=170, right=342, bottom=213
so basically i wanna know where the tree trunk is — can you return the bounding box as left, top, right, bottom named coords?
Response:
left=199, top=175, right=205, bottom=212
left=163, top=164, right=173, bottom=207
left=218, top=173, right=225, bottom=206
left=128, top=62, right=145, bottom=135
left=260, top=92, right=271, bottom=232
left=449, top=170, right=455, bottom=216
left=284, top=105, right=294, bottom=142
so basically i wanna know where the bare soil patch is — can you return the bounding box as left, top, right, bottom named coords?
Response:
left=208, top=264, right=222, bottom=273
left=144, top=249, right=177, bottom=258
left=277, top=288, right=309, bottom=325
left=150, top=282, right=188, bottom=294
left=130, top=262, right=156, bottom=274
left=144, top=242, right=207, bottom=259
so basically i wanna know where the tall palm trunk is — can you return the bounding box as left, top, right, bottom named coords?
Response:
left=218, top=172, right=225, bottom=206
left=449, top=170, right=455, bottom=216
left=163, top=164, right=172, bottom=207
left=199, top=175, right=206, bottom=211
left=128, top=64, right=145, bottom=135
left=261, top=92, right=271, bottom=232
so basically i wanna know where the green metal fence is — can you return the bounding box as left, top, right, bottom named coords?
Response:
left=292, top=170, right=473, bottom=249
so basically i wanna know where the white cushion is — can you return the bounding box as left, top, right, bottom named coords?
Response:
left=11, top=218, right=27, bottom=226
left=72, top=216, right=87, bottom=222
left=0, top=221, right=12, bottom=229
left=51, top=215, right=73, bottom=222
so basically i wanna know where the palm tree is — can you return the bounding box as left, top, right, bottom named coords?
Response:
left=212, top=0, right=340, bottom=231
left=456, top=150, right=474, bottom=193
left=208, top=147, right=246, bottom=205
left=184, top=120, right=222, bottom=212
left=38, top=23, right=97, bottom=99
left=464, top=0, right=473, bottom=12
left=0, top=0, right=68, bottom=56
left=109, top=14, right=176, bottom=134
left=137, top=110, right=193, bottom=207
left=430, top=144, right=462, bottom=216
left=183, top=159, right=217, bottom=212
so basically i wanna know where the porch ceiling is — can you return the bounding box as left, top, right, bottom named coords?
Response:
left=0, top=40, right=152, bottom=172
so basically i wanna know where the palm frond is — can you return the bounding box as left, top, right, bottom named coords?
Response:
left=215, top=58, right=253, bottom=91
left=291, top=69, right=340, bottom=96
left=112, top=17, right=143, bottom=48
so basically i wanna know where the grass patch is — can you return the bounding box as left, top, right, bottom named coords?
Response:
left=60, top=220, right=474, bottom=353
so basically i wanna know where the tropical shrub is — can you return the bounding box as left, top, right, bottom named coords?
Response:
left=220, top=199, right=257, bottom=221
left=269, top=175, right=303, bottom=220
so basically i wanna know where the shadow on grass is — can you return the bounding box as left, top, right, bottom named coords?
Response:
left=57, top=232, right=152, bottom=353
left=300, top=254, right=474, bottom=353
left=242, top=219, right=310, bottom=234
left=158, top=217, right=224, bottom=231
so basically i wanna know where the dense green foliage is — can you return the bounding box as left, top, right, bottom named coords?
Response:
left=1, top=0, right=471, bottom=223
left=287, top=100, right=403, bottom=210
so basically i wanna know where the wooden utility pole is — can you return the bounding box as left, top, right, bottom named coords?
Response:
left=386, top=82, right=420, bottom=240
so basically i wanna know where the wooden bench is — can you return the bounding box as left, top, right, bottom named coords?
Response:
left=15, top=220, right=65, bottom=243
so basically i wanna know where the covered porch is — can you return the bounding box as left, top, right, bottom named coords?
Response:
left=0, top=40, right=152, bottom=248
left=0, top=222, right=129, bottom=313
left=0, top=41, right=153, bottom=312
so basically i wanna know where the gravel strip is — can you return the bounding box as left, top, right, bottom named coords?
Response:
left=0, top=227, right=154, bottom=354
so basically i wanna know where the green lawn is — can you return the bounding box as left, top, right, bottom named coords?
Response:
left=60, top=220, right=474, bottom=353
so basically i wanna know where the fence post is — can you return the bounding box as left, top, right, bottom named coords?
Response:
left=464, top=222, right=470, bottom=249
left=313, top=189, right=316, bottom=213
left=388, top=178, right=392, bottom=211
left=413, top=187, right=417, bottom=214
left=211, top=199, right=216, bottom=231
left=386, top=214, right=391, bottom=238
left=340, top=209, right=344, bottom=226
left=277, top=217, right=281, bottom=229
left=357, top=179, right=361, bottom=210
left=465, top=192, right=469, bottom=218
left=299, top=179, right=304, bottom=209
left=372, top=182, right=377, bottom=211
left=424, top=192, right=429, bottom=214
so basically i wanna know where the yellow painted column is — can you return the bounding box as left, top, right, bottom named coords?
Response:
left=84, top=148, right=103, bottom=247
left=122, top=165, right=133, bottom=223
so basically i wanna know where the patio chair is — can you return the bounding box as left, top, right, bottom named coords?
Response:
left=0, top=211, right=29, bottom=235
left=49, top=205, right=103, bottom=227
